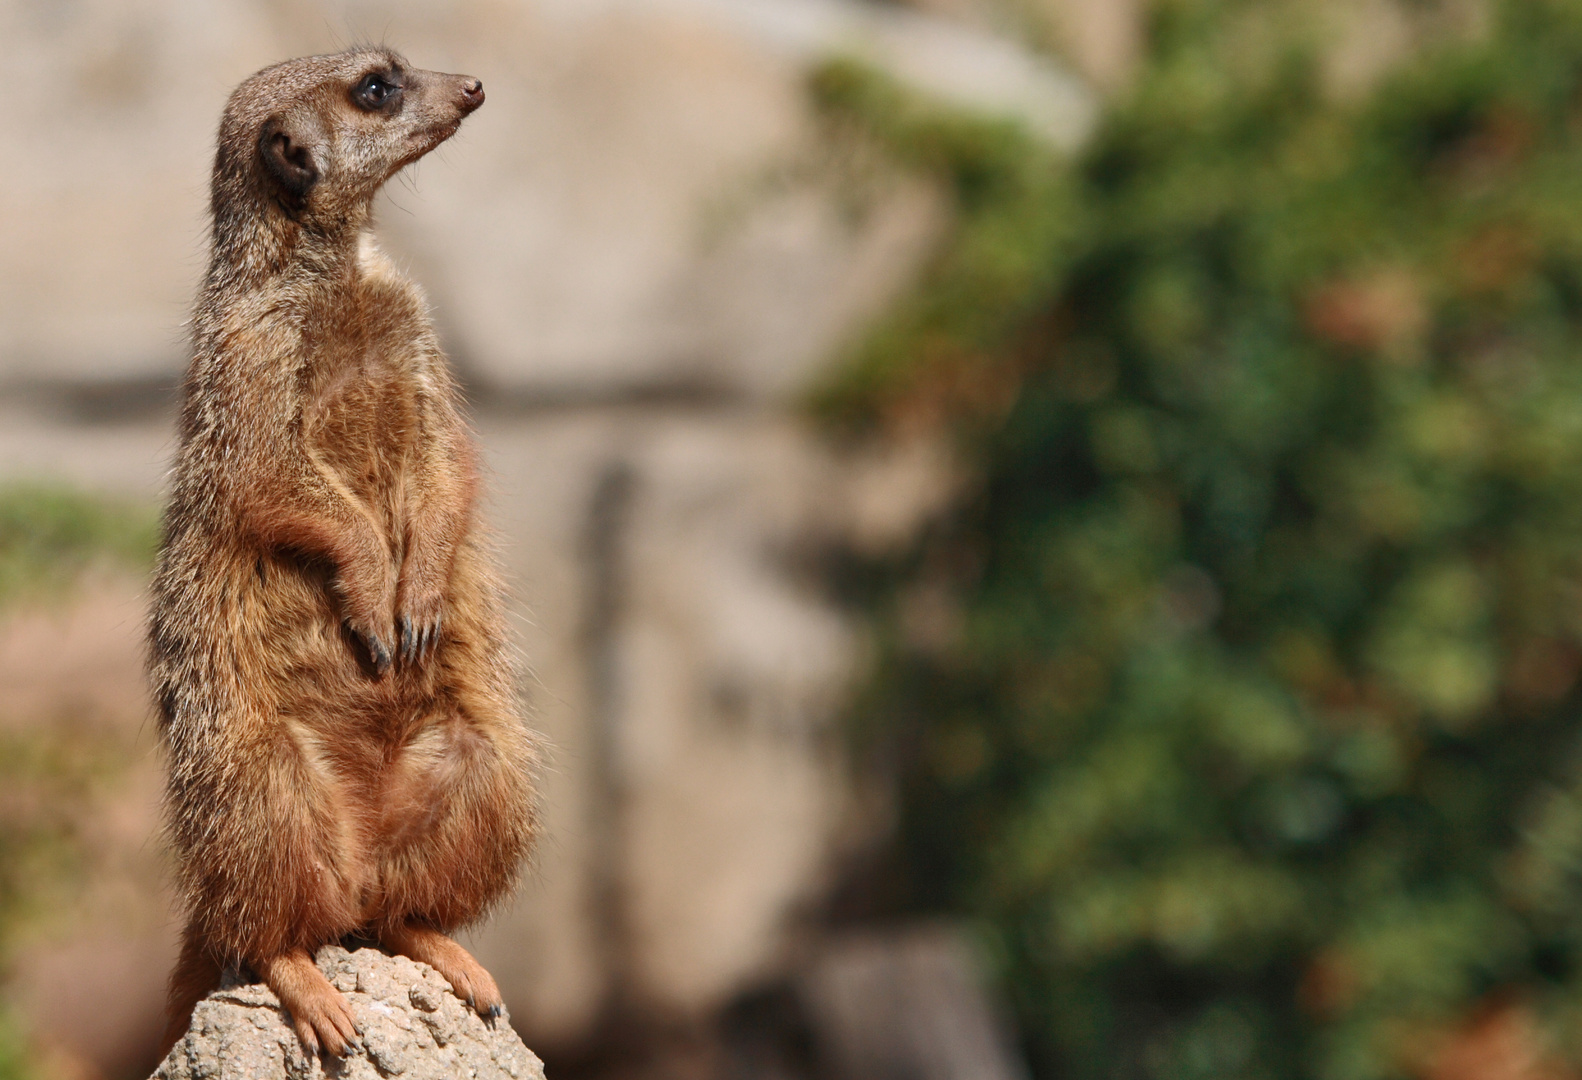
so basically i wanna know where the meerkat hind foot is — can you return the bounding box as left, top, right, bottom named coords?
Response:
left=257, top=947, right=363, bottom=1057
left=381, top=921, right=503, bottom=1017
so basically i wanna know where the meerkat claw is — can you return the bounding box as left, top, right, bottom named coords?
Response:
left=396, top=614, right=443, bottom=666
left=399, top=615, right=415, bottom=662
left=368, top=634, right=392, bottom=675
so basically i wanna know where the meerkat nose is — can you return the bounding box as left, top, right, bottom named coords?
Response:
left=462, top=79, right=484, bottom=109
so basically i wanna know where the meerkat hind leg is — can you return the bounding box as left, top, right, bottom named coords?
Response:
left=156, top=924, right=223, bottom=1059
left=257, top=947, right=363, bottom=1057
left=381, top=921, right=503, bottom=1018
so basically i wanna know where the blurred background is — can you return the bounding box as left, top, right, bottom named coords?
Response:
left=7, top=0, right=1582, bottom=1078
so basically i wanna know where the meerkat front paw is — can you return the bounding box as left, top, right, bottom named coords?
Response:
left=344, top=612, right=397, bottom=676
left=363, top=629, right=394, bottom=675
left=334, top=567, right=399, bottom=676
left=396, top=589, right=445, bottom=666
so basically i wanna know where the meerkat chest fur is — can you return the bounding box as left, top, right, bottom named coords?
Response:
left=297, top=237, right=435, bottom=540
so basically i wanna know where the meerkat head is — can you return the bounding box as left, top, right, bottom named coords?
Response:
left=213, top=48, right=484, bottom=229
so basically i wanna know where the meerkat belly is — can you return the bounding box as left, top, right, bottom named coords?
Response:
left=373, top=716, right=481, bottom=851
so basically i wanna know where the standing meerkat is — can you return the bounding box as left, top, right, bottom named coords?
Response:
left=148, top=48, right=538, bottom=1059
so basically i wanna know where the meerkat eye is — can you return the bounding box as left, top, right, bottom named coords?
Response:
left=353, top=72, right=400, bottom=111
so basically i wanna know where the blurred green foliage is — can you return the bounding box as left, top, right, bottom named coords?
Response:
left=0, top=483, right=156, bottom=610
left=0, top=1015, right=31, bottom=1080
left=818, top=1, right=1582, bottom=1077
left=0, top=723, right=127, bottom=1080
left=0, top=483, right=154, bottom=1080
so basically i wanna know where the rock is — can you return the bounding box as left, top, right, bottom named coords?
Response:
left=151, top=945, right=546, bottom=1080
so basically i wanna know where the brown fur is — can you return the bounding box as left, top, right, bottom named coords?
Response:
left=148, top=49, right=538, bottom=1059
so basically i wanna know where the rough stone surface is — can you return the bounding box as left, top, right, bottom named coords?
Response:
left=152, top=946, right=546, bottom=1080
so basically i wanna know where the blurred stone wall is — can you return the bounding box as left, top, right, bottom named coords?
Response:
left=0, top=0, right=1089, bottom=1073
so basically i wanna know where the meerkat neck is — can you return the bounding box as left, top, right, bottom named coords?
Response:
left=207, top=198, right=370, bottom=292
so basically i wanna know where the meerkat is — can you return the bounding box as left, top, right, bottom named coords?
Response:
left=147, top=48, right=538, bottom=1059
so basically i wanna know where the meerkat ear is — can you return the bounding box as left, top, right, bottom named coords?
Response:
left=258, top=115, right=320, bottom=201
